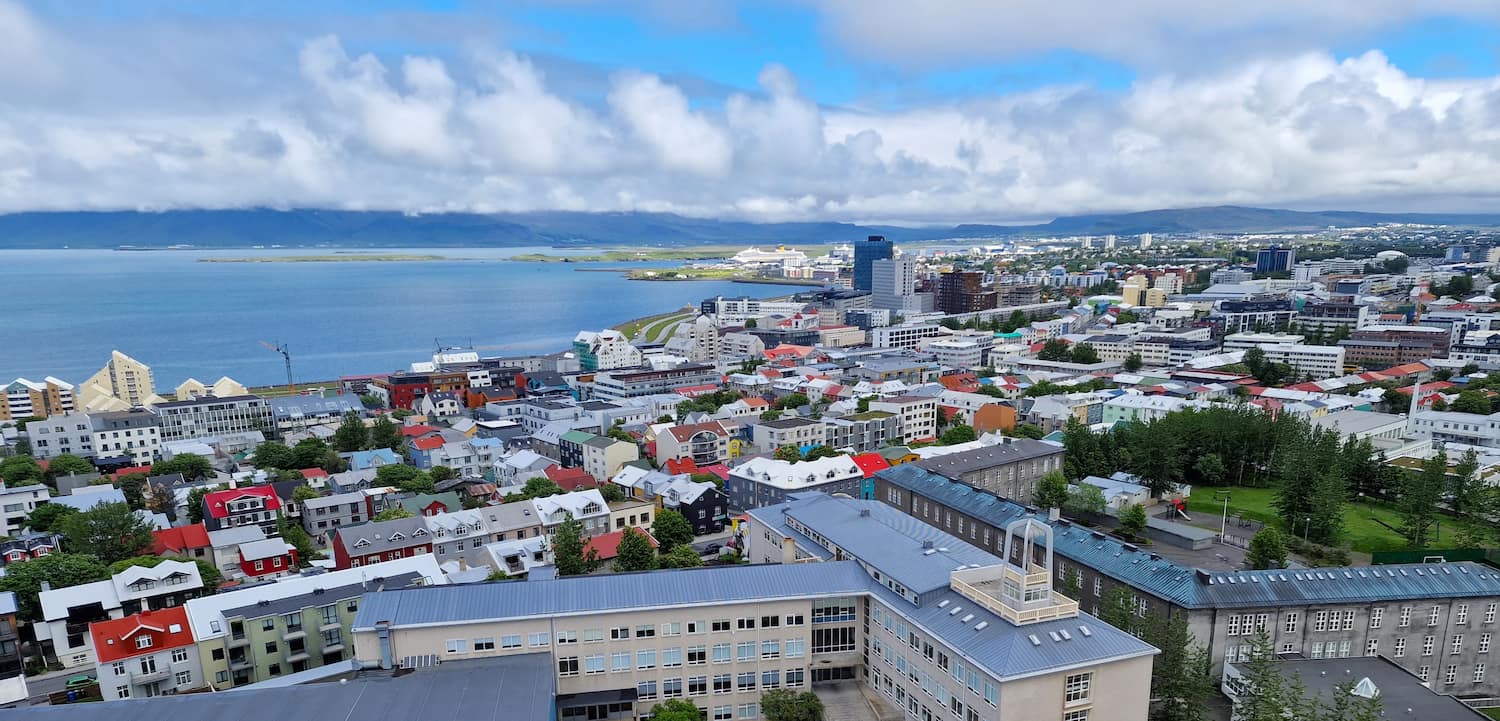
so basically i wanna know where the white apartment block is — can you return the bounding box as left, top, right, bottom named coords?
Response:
left=1409, top=410, right=1500, bottom=448
left=870, top=396, right=938, bottom=443
left=872, top=325, right=943, bottom=351
left=27, top=411, right=96, bottom=460
left=1260, top=343, right=1346, bottom=379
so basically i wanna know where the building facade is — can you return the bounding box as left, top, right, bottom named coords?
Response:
left=154, top=395, right=273, bottom=443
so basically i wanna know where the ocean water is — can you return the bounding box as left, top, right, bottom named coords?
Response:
left=0, top=248, right=786, bottom=387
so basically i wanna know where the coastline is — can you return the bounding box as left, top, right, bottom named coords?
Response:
left=199, top=254, right=451, bottom=263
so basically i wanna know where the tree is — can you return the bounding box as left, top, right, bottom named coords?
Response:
left=648, top=699, right=704, bottom=721
left=552, top=515, right=598, bottom=576
left=44, top=453, right=94, bottom=480
left=801, top=445, right=839, bottom=461
left=1143, top=614, right=1215, bottom=721
left=651, top=508, right=695, bottom=553
left=1192, top=453, right=1226, bottom=486
left=291, top=438, right=334, bottom=470
left=1034, top=471, right=1070, bottom=510
left=152, top=453, right=212, bottom=481
left=1229, top=631, right=1294, bottom=721
left=374, top=506, right=415, bottom=521
left=117, top=472, right=149, bottom=510
left=0, top=454, right=42, bottom=485
left=292, top=485, right=322, bottom=503
left=1399, top=447, right=1447, bottom=547
left=759, top=409, right=783, bottom=422
left=656, top=544, right=704, bottom=569
left=599, top=484, right=626, bottom=502
left=12, top=438, right=29, bottom=456
left=613, top=527, right=658, bottom=572
left=109, top=555, right=222, bottom=594
left=1009, top=423, right=1045, bottom=440
left=1123, top=352, right=1144, bottom=371
left=186, top=485, right=224, bottom=524
left=743, top=318, right=758, bottom=328
left=1065, top=483, right=1107, bottom=517
left=761, top=689, right=825, bottom=721
left=521, top=476, right=564, bottom=499
left=774, top=393, right=810, bottom=410
left=1037, top=339, right=1073, bottom=361
left=429, top=465, right=458, bottom=482
left=1246, top=527, right=1287, bottom=570
left=359, top=394, right=385, bottom=409
left=370, top=415, right=402, bottom=451
left=252, top=441, right=296, bottom=470
left=1451, top=389, right=1491, bottom=415
left=773, top=446, right=803, bottom=462
left=57, top=501, right=156, bottom=565
left=25, top=503, right=78, bottom=533
left=939, top=423, right=977, bottom=446
left=333, top=412, right=370, bottom=452
left=1070, top=343, right=1101, bottom=364
left=0, top=553, right=110, bottom=620
left=485, top=569, right=511, bottom=582
left=1449, top=448, right=1484, bottom=516
left=855, top=395, right=875, bottom=413
left=1118, top=503, right=1148, bottom=539
left=376, top=464, right=435, bottom=494
left=277, top=517, right=320, bottom=566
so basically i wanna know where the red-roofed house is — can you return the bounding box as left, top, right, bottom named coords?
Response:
left=202, top=486, right=282, bottom=534
left=400, top=424, right=440, bottom=438
left=674, top=384, right=721, bottom=399
left=111, top=465, right=153, bottom=481
left=298, top=468, right=329, bottom=481
left=937, top=373, right=980, bottom=393
left=850, top=452, right=891, bottom=478
left=410, top=435, right=445, bottom=452
left=582, top=528, right=658, bottom=562
left=696, top=464, right=731, bottom=481
left=655, top=421, right=732, bottom=466
left=237, top=538, right=298, bottom=580
left=544, top=465, right=598, bottom=492
left=664, top=457, right=699, bottom=475
left=90, top=606, right=201, bottom=700
left=151, top=523, right=212, bottom=562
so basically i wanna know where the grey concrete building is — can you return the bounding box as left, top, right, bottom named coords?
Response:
left=154, top=394, right=273, bottom=443
left=912, top=438, right=1065, bottom=505
left=300, top=491, right=370, bottom=546
left=823, top=410, right=903, bottom=453
left=27, top=411, right=96, bottom=459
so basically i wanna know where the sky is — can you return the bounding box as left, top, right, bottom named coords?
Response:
left=4, top=1, right=1500, bottom=225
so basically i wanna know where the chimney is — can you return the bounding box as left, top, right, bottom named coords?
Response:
left=922, top=540, right=934, bottom=550
left=780, top=535, right=796, bottom=565
left=1048, top=507, right=1061, bottom=522
left=376, top=621, right=393, bottom=670
left=40, top=581, right=51, bottom=592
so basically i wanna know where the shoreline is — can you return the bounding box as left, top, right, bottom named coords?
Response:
left=199, top=254, right=452, bottom=263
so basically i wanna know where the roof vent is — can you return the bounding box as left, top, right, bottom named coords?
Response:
left=1059, top=629, right=1072, bottom=640
left=859, top=509, right=871, bottom=517
left=949, top=606, right=963, bottom=616
left=922, top=540, right=934, bottom=550
left=961, top=614, right=974, bottom=624
left=1079, top=625, right=1093, bottom=637
left=937, top=599, right=950, bottom=608
left=974, top=622, right=988, bottom=631
left=1048, top=631, right=1061, bottom=642
left=1028, top=634, right=1042, bottom=646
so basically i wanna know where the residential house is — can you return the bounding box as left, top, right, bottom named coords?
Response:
left=725, top=455, right=865, bottom=510
left=532, top=489, right=610, bottom=537
left=654, top=421, right=732, bottom=467
left=911, top=439, right=1066, bottom=504
left=869, top=395, right=939, bottom=443
left=397, top=492, right=461, bottom=517
left=89, top=409, right=161, bottom=465
left=26, top=411, right=96, bottom=460
left=36, top=560, right=205, bottom=669
left=299, top=491, right=369, bottom=545
left=236, top=538, right=298, bottom=581
left=658, top=478, right=729, bottom=534
left=823, top=411, right=902, bottom=453
left=753, top=417, right=826, bottom=453
left=331, top=516, right=433, bottom=570
left=419, top=392, right=464, bottom=418
left=150, top=524, right=212, bottom=563
left=0, top=484, right=50, bottom=537
left=202, top=485, right=282, bottom=535
left=581, top=436, right=638, bottom=484
left=607, top=499, right=654, bottom=534
left=91, top=607, right=201, bottom=700
left=346, top=448, right=401, bottom=471
left=207, top=526, right=268, bottom=580
left=0, top=592, right=19, bottom=681
left=582, top=529, right=659, bottom=564
left=494, top=450, right=554, bottom=494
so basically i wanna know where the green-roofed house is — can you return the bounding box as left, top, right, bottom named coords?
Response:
left=398, top=492, right=461, bottom=517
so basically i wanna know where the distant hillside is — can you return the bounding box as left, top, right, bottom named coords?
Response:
left=2, top=206, right=1499, bottom=249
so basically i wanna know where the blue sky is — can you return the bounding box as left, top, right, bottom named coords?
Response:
left=6, top=1, right=1500, bottom=222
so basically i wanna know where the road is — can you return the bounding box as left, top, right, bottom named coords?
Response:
left=24, top=669, right=90, bottom=705
left=690, top=529, right=736, bottom=557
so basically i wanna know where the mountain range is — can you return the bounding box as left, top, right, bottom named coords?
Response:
left=2, top=206, right=1499, bottom=249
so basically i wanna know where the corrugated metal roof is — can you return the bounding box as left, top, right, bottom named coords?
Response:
left=880, top=463, right=1500, bottom=609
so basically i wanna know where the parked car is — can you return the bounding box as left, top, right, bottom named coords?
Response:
left=700, top=543, right=722, bottom=555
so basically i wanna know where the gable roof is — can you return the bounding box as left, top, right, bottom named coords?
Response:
left=849, top=452, right=891, bottom=478
left=152, top=523, right=212, bottom=555
left=91, top=607, right=194, bottom=662
left=543, top=465, right=598, bottom=491
left=204, top=485, right=281, bottom=519
left=582, top=529, right=659, bottom=560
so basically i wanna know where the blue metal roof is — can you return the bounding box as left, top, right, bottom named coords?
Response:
left=879, top=463, right=1500, bottom=609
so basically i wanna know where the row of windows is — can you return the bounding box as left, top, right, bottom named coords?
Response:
left=628, top=668, right=809, bottom=699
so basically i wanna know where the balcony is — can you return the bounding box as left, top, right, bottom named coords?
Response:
left=227, top=634, right=249, bottom=648
left=950, top=564, right=1079, bottom=627
left=319, top=620, right=341, bottom=633
left=229, top=657, right=254, bottom=671
left=284, top=628, right=306, bottom=641
left=286, top=651, right=310, bottom=665
left=321, top=642, right=345, bottom=654
left=131, top=667, right=170, bottom=684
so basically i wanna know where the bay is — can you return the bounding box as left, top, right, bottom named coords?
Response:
left=0, top=248, right=786, bottom=388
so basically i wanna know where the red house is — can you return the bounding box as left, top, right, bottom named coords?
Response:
left=330, top=516, right=433, bottom=570
left=151, top=523, right=212, bottom=561
left=90, top=607, right=198, bottom=699
left=543, top=465, right=598, bottom=492
left=237, top=538, right=298, bottom=580
left=203, top=486, right=283, bottom=534
left=583, top=528, right=658, bottom=562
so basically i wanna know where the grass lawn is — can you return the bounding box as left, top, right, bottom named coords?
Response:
left=1183, top=486, right=1489, bottom=554
left=1482, top=708, right=1500, bottom=720
left=615, top=309, right=694, bottom=342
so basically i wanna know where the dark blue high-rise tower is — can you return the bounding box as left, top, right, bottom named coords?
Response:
left=853, top=235, right=893, bottom=291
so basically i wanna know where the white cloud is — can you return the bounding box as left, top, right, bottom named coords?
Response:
left=4, top=1, right=1500, bottom=223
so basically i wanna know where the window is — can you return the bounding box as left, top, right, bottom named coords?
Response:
left=1418, top=666, right=1430, bottom=682
left=663, top=678, right=683, bottom=698
left=712, top=619, right=731, bottom=632
left=529, top=632, right=550, bottom=647
left=1366, top=639, right=1378, bottom=656
left=262, top=619, right=276, bottom=631
left=1476, top=664, right=1487, bottom=683
left=446, top=639, right=467, bottom=654
left=637, top=649, right=656, bottom=669
left=737, top=618, right=757, bottom=631
left=1399, top=606, right=1412, bottom=628
left=112, top=662, right=126, bottom=676
left=1284, top=613, right=1298, bottom=633
left=689, top=675, right=707, bottom=696
left=1429, top=606, right=1442, bottom=627
left=760, top=615, right=780, bottom=628
left=1369, top=608, right=1383, bottom=629
left=581, top=654, right=605, bottom=675
left=1445, top=665, right=1458, bottom=685
left=785, top=614, right=805, bottom=627
left=761, top=640, right=780, bottom=659
left=555, top=630, right=577, bottom=645
left=1311, top=642, right=1325, bottom=659
left=637, top=681, right=657, bottom=701
left=738, top=703, right=758, bottom=719
left=636, top=624, right=656, bottom=638
left=737, top=672, right=756, bottom=690
left=662, top=622, right=682, bottom=637
left=983, top=681, right=997, bottom=707
left=215, top=671, right=229, bottom=684
left=786, top=639, right=805, bottom=658
left=1064, top=712, right=1090, bottom=721
left=1487, top=603, right=1497, bottom=624
left=136, top=636, right=153, bottom=649
left=786, top=669, right=805, bottom=688
left=557, top=656, right=579, bottom=677
left=761, top=670, right=780, bottom=688
left=610, top=627, right=630, bottom=641
left=1458, top=604, right=1470, bottom=625
left=688, top=645, right=706, bottom=665
left=117, top=686, right=130, bottom=699
left=265, top=641, right=278, bottom=655
left=1313, top=611, right=1327, bottom=632
left=737, top=641, right=755, bottom=662
left=714, top=674, right=732, bottom=694
left=687, top=620, right=705, bottom=634
left=174, top=671, right=192, bottom=686
left=1342, top=610, right=1355, bottom=631
left=1093, top=577, right=1101, bottom=597
left=582, top=628, right=603, bottom=643
left=1482, top=634, right=1492, bottom=653
left=663, top=647, right=683, bottom=668
left=611, top=652, right=630, bottom=672
left=1394, top=638, right=1407, bottom=658
left=501, top=635, right=522, bottom=649
left=712, top=643, right=731, bottom=664
left=474, top=637, right=495, bottom=651
left=714, top=706, right=733, bottom=720
left=1423, top=636, right=1435, bottom=657
left=812, top=627, right=856, bottom=654
left=1453, top=635, right=1465, bottom=655
left=171, top=648, right=188, bottom=663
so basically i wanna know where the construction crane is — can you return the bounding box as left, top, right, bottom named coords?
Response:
left=259, top=341, right=294, bottom=395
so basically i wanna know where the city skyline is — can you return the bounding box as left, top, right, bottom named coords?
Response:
left=5, top=2, right=1500, bottom=223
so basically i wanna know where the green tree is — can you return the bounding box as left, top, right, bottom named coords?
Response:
left=801, top=445, right=839, bottom=461
left=761, top=689, right=825, bottom=721
left=1246, top=527, right=1287, bottom=570
left=1065, top=483, right=1108, bottom=517
left=0, top=455, right=43, bottom=485
left=292, top=485, right=322, bottom=503
left=1451, top=389, right=1491, bottom=415
left=374, top=506, right=415, bottom=521
left=44, top=453, right=94, bottom=480
left=522, top=476, right=564, bottom=499
left=1192, top=453, right=1226, bottom=486
left=370, top=415, right=402, bottom=451
left=1119, top=503, right=1148, bottom=539
left=613, top=527, right=657, bottom=572
left=185, top=484, right=226, bottom=525
left=939, top=423, right=977, bottom=446
left=1009, top=423, right=1045, bottom=439
left=760, top=409, right=783, bottom=422
left=1229, top=631, right=1294, bottom=721
left=1037, top=338, right=1073, bottom=361
left=376, top=465, right=435, bottom=494
left=648, top=699, right=704, bottom=721
left=359, top=394, right=384, bottom=409
left=277, top=516, right=321, bottom=566
left=485, top=569, right=511, bottom=582
left=773, top=446, right=803, bottom=462
left=116, top=472, right=149, bottom=510
left=599, top=484, right=626, bottom=502
left=57, top=501, right=155, bottom=565
left=651, top=508, right=695, bottom=553
left=1123, top=352, right=1144, bottom=371
left=552, top=515, right=598, bottom=577
left=1399, top=447, right=1447, bottom=547
left=291, top=438, right=333, bottom=470
left=855, top=395, right=875, bottom=413
left=774, top=393, right=810, bottom=410
left=333, top=412, right=370, bottom=452
left=0, top=553, right=110, bottom=620
left=152, top=453, right=212, bottom=481
left=429, top=465, right=458, bottom=482
left=1070, top=343, right=1101, bottom=364
left=1034, top=471, right=1070, bottom=510
left=12, top=438, right=30, bottom=456
left=25, top=502, right=79, bottom=533
left=109, top=555, right=222, bottom=594
left=252, top=441, right=296, bottom=469
left=656, top=544, right=705, bottom=569
left=1449, top=448, right=1484, bottom=516
left=1144, top=614, right=1215, bottom=721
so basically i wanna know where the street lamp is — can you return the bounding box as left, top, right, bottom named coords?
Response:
left=1217, top=491, right=1232, bottom=540
left=1303, top=516, right=1311, bottom=541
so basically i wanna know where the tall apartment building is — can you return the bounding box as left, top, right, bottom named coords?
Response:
left=90, top=409, right=162, bottom=465
left=154, top=394, right=273, bottom=442
left=937, top=271, right=997, bottom=314
left=78, top=350, right=158, bottom=411
left=871, top=324, right=943, bottom=350
left=1, top=377, right=74, bottom=421
left=1214, top=299, right=1297, bottom=334
left=874, top=463, right=1500, bottom=696
left=1259, top=343, right=1346, bottom=379
left=853, top=235, right=894, bottom=291
left=910, top=439, right=1065, bottom=505
left=871, top=257, right=929, bottom=314
left=351, top=493, right=1156, bottom=721
left=574, top=330, right=644, bottom=371
left=869, top=396, right=938, bottom=443
left=1256, top=246, right=1296, bottom=273
left=1296, top=302, right=1371, bottom=336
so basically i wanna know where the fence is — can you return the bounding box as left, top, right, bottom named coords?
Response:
left=1369, top=548, right=1487, bottom=565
